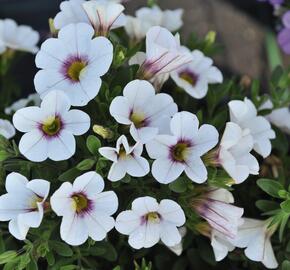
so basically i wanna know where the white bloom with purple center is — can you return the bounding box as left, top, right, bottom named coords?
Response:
left=0, top=119, right=16, bottom=139
left=109, top=80, right=178, bottom=143
left=13, top=91, right=90, bottom=162
left=0, top=19, right=39, bottom=54
left=170, top=49, right=223, bottom=99
left=50, top=171, right=118, bottom=246
left=0, top=173, right=50, bottom=240
left=137, top=26, right=192, bottom=80
left=228, top=98, right=276, bottom=158
left=193, top=189, right=244, bottom=239
left=115, top=196, right=185, bottom=249
left=99, top=135, right=150, bottom=181
left=146, top=111, right=219, bottom=184
left=218, top=122, right=259, bottom=184
left=232, top=218, right=278, bottom=269
left=82, top=0, right=126, bottom=36
left=34, top=23, right=113, bottom=106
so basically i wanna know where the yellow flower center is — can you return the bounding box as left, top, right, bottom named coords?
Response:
left=42, top=116, right=62, bottom=136
left=179, top=71, right=198, bottom=86
left=30, top=196, right=43, bottom=209
left=67, top=60, right=87, bottom=82
left=130, top=112, right=146, bottom=128
left=118, top=146, right=127, bottom=159
left=171, top=142, right=190, bottom=162
left=146, top=212, right=161, bottom=223
left=72, top=194, right=89, bottom=213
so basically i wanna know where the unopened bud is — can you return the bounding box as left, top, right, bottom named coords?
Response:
left=93, top=125, right=114, bottom=139
left=48, top=18, right=58, bottom=37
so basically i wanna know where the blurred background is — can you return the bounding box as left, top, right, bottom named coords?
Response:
left=0, top=0, right=288, bottom=92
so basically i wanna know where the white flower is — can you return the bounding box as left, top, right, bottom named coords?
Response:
left=193, top=189, right=244, bottom=238
left=0, top=119, right=16, bottom=139
left=232, top=218, right=278, bottom=269
left=146, top=111, right=218, bottom=184
left=109, top=80, right=177, bottom=143
left=211, top=229, right=235, bottom=262
left=34, top=23, right=113, bottom=106
left=170, top=49, right=223, bottom=99
left=0, top=19, right=39, bottom=54
left=228, top=98, right=276, bottom=158
left=137, top=26, right=192, bottom=80
left=125, top=6, right=183, bottom=42
left=13, top=90, right=90, bottom=162
left=218, top=122, right=259, bottom=184
left=50, top=171, right=118, bottom=246
left=83, top=0, right=126, bottom=36
left=115, top=196, right=185, bottom=249
left=54, top=0, right=90, bottom=30
left=0, top=172, right=50, bottom=240
left=99, top=135, right=150, bottom=181
left=5, top=93, right=41, bottom=115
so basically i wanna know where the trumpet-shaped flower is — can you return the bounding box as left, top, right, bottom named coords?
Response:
left=50, top=171, right=118, bottom=246
left=13, top=91, right=90, bottom=162
left=0, top=173, right=50, bottom=240
left=170, top=49, right=223, bottom=99
left=192, top=189, right=244, bottom=238
left=110, top=80, right=177, bottom=143
left=146, top=111, right=218, bottom=184
left=137, top=26, right=192, bottom=80
left=115, top=196, right=185, bottom=249
left=228, top=98, right=275, bottom=158
left=0, top=19, right=39, bottom=54
left=125, top=6, right=183, bottom=42
left=232, top=218, right=278, bottom=269
left=99, top=135, right=150, bottom=181
left=34, top=23, right=113, bottom=106
left=82, top=0, right=126, bottom=36
left=218, top=122, right=259, bottom=184
left=0, top=119, right=16, bottom=139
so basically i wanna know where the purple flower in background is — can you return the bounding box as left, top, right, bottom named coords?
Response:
left=278, top=11, right=290, bottom=54
left=258, top=0, right=284, bottom=6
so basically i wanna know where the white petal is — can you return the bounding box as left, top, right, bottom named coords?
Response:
left=73, top=171, right=104, bottom=197
left=109, top=96, right=131, bottom=124
left=5, top=172, right=28, bottom=193
left=132, top=196, right=159, bottom=216
left=130, top=124, right=158, bottom=144
left=170, top=111, right=198, bottom=140
left=108, top=161, right=127, bottom=181
left=93, top=191, right=118, bottom=216
left=124, top=156, right=150, bottom=177
left=160, top=222, right=181, bottom=247
left=158, top=199, right=185, bottom=226
left=262, top=238, right=278, bottom=269
left=8, top=218, right=29, bottom=240
left=99, top=147, right=118, bottom=162
left=27, top=179, right=50, bottom=199
left=184, top=157, right=208, bottom=183
left=47, top=130, right=76, bottom=161
left=62, top=109, right=90, bottom=135
left=115, top=210, right=141, bottom=235
left=18, top=210, right=43, bottom=228
left=19, top=130, right=48, bottom=162
left=146, top=135, right=175, bottom=159
left=152, top=158, right=185, bottom=184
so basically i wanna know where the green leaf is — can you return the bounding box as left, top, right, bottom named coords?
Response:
left=281, top=200, right=290, bottom=213
left=0, top=251, right=18, bottom=264
left=257, top=178, right=285, bottom=198
left=49, top=241, right=73, bottom=257
left=86, top=135, right=101, bottom=155
left=76, top=159, right=95, bottom=171
left=282, top=260, right=290, bottom=270
left=58, top=168, right=81, bottom=182
left=169, top=178, right=187, bottom=193
left=256, top=200, right=280, bottom=212
left=60, top=265, right=78, bottom=270
left=266, top=31, right=283, bottom=71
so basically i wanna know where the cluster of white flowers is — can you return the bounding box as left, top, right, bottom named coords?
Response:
left=0, top=0, right=283, bottom=269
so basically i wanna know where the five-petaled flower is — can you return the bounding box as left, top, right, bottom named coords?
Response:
left=115, top=196, right=185, bottom=249
left=34, top=23, right=113, bottom=106
left=13, top=90, right=90, bottom=162
left=0, top=173, right=50, bottom=240
left=99, top=135, right=150, bottom=181
left=110, top=79, right=177, bottom=143
left=228, top=98, right=276, bottom=158
left=146, top=111, right=219, bottom=184
left=50, top=171, right=118, bottom=246
left=170, top=49, right=223, bottom=99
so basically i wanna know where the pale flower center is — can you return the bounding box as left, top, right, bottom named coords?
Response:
left=42, top=116, right=62, bottom=136
left=72, top=193, right=89, bottom=214
left=145, top=212, right=161, bottom=224
left=67, top=60, right=87, bottom=82
left=179, top=70, right=198, bottom=86
left=130, top=111, right=147, bottom=128
left=29, top=196, right=43, bottom=209
left=171, top=142, right=191, bottom=162
left=118, top=145, right=127, bottom=160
